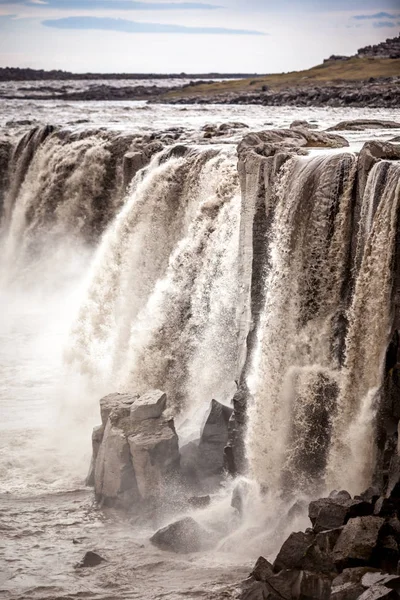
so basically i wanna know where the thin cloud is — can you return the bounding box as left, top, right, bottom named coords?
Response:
left=0, top=0, right=222, bottom=8
left=42, top=15, right=265, bottom=34
left=352, top=11, right=396, bottom=20
left=372, top=20, right=396, bottom=27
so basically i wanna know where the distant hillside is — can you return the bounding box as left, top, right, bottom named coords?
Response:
left=0, top=67, right=259, bottom=82
left=156, top=34, right=400, bottom=106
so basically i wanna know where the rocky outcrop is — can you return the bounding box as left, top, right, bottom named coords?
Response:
left=155, top=77, right=400, bottom=108
left=91, top=390, right=180, bottom=510
left=242, top=482, right=400, bottom=598
left=357, top=34, right=400, bottom=60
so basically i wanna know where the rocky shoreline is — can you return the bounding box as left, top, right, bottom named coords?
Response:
left=153, top=77, right=400, bottom=108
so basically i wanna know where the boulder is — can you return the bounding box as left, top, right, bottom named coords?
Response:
left=333, top=516, right=385, bottom=569
left=128, top=416, right=179, bottom=501
left=150, top=517, right=212, bottom=553
left=75, top=551, right=106, bottom=569
left=130, top=389, right=166, bottom=422
left=309, top=494, right=373, bottom=532
left=273, top=527, right=341, bottom=575
left=241, top=563, right=331, bottom=600
left=250, top=556, right=274, bottom=581
left=273, top=531, right=315, bottom=572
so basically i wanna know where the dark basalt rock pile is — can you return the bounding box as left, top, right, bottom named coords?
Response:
left=241, top=487, right=400, bottom=599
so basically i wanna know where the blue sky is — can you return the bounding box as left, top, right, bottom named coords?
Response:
left=0, top=0, right=399, bottom=73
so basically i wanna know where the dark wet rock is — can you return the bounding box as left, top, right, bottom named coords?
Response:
left=327, top=120, right=400, bottom=132
left=198, top=399, right=232, bottom=479
left=333, top=516, right=385, bottom=569
left=309, top=494, right=373, bottom=533
left=330, top=569, right=400, bottom=600
left=250, top=556, right=274, bottom=581
left=374, top=497, right=397, bottom=518
left=360, top=487, right=381, bottom=505
left=241, top=563, right=331, bottom=600
left=225, top=382, right=249, bottom=475
left=187, top=495, right=210, bottom=508
left=390, top=137, right=400, bottom=143
left=376, top=535, right=400, bottom=574
left=273, top=531, right=315, bottom=573
left=129, top=389, right=166, bottom=422
left=150, top=517, right=212, bottom=553
left=273, top=527, right=341, bottom=575
left=75, top=551, right=106, bottom=568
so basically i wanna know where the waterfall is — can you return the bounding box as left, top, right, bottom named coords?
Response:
left=2, top=122, right=400, bottom=502
left=67, top=146, right=241, bottom=422
left=327, top=161, right=400, bottom=494
left=0, top=127, right=146, bottom=283
left=246, top=152, right=357, bottom=495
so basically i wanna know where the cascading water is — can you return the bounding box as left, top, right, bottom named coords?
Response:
left=67, top=145, right=241, bottom=425
left=0, top=127, right=144, bottom=285
left=327, top=161, right=400, bottom=494
left=246, top=152, right=357, bottom=495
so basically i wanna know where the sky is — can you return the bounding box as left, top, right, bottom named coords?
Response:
left=0, top=0, right=399, bottom=73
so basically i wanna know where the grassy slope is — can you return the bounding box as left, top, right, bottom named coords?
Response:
left=160, top=58, right=400, bottom=100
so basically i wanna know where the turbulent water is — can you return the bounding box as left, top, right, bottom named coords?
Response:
left=1, top=102, right=400, bottom=599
